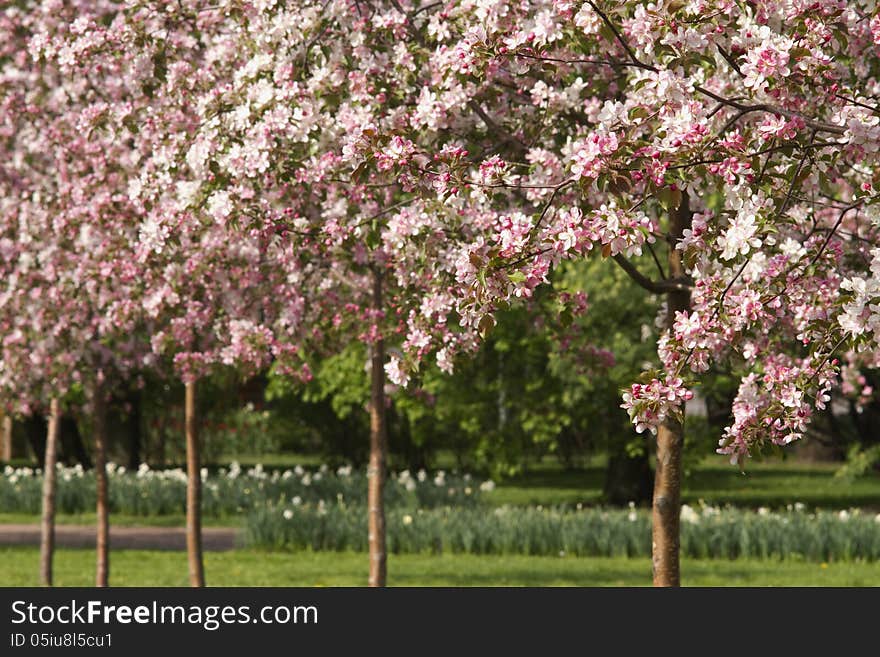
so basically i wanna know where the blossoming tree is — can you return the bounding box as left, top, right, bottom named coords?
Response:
left=0, top=0, right=165, bottom=586
left=351, top=0, right=880, bottom=586
left=44, top=0, right=520, bottom=587
left=19, top=0, right=880, bottom=590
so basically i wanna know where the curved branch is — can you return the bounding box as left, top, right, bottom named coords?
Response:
left=612, top=254, right=691, bottom=294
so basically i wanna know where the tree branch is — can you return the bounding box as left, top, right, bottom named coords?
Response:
left=612, top=254, right=691, bottom=294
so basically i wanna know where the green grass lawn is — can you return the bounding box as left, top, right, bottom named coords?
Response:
left=1, top=547, right=876, bottom=586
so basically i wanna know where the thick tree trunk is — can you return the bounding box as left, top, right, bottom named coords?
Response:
left=185, top=380, right=205, bottom=587
left=1, top=413, right=12, bottom=462
left=39, top=398, right=61, bottom=587
left=652, top=193, right=693, bottom=587
left=93, top=385, right=110, bottom=587
left=368, top=271, right=388, bottom=588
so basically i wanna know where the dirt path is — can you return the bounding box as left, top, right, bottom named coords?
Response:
left=0, top=525, right=238, bottom=551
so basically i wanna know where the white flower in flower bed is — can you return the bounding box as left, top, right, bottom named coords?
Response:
left=627, top=501, right=638, bottom=522
left=680, top=504, right=700, bottom=524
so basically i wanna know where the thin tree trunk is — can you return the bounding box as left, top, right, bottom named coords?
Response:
left=39, top=398, right=61, bottom=587
left=1, top=413, right=12, bottom=462
left=185, top=380, right=205, bottom=587
left=93, top=384, right=109, bottom=587
left=652, top=192, right=693, bottom=587
left=368, top=270, right=388, bottom=587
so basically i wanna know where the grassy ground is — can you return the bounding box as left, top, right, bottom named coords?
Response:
left=1, top=547, right=876, bottom=586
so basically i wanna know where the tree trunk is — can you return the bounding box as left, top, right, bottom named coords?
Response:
left=368, top=270, right=388, bottom=587
left=93, top=384, right=110, bottom=587
left=1, top=413, right=12, bottom=462
left=185, top=380, right=205, bottom=587
left=652, top=192, right=693, bottom=587
left=39, top=398, right=61, bottom=587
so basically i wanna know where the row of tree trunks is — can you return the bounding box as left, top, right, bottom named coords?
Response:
left=34, top=384, right=202, bottom=589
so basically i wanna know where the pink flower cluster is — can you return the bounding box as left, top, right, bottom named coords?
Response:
left=718, top=356, right=836, bottom=465
left=569, top=131, right=620, bottom=180
left=620, top=376, right=693, bottom=435
left=581, top=204, right=656, bottom=258
left=374, top=136, right=416, bottom=171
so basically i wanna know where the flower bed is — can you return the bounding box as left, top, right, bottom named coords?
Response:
left=243, top=503, right=880, bottom=562
left=0, top=463, right=490, bottom=516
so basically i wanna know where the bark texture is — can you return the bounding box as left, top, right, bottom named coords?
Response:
left=1, top=413, right=12, bottom=462
left=39, top=398, right=61, bottom=587
left=185, top=381, right=205, bottom=587
left=93, top=385, right=110, bottom=587
left=368, top=271, right=388, bottom=588
left=652, top=193, right=693, bottom=587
